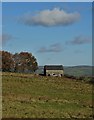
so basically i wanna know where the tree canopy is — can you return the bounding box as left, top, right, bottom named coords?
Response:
left=1, top=51, right=38, bottom=73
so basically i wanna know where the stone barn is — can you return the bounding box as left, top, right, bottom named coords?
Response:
left=44, top=65, right=64, bottom=76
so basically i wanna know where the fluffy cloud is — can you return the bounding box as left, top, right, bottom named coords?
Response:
left=38, top=43, right=63, bottom=53
left=20, top=8, right=80, bottom=27
left=67, top=36, right=92, bottom=45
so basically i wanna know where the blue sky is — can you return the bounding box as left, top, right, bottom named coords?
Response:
left=2, top=2, right=92, bottom=66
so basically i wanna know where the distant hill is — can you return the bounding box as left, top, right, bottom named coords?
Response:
left=36, top=65, right=92, bottom=77
left=36, top=66, right=44, bottom=74
left=64, top=66, right=92, bottom=77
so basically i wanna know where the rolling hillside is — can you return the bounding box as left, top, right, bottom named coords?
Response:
left=2, top=72, right=93, bottom=118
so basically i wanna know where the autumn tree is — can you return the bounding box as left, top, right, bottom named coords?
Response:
left=2, top=51, right=14, bottom=72
left=13, top=52, right=38, bottom=73
left=1, top=51, right=38, bottom=73
left=0, top=51, right=2, bottom=71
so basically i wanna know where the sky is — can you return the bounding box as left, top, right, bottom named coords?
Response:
left=1, top=0, right=93, bottom=2
left=1, top=2, right=92, bottom=66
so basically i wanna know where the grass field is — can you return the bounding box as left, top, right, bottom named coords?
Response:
left=2, top=72, right=93, bottom=118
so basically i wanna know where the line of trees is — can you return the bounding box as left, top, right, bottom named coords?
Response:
left=0, top=51, right=38, bottom=73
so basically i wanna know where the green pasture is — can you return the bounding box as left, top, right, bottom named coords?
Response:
left=2, top=72, right=93, bottom=118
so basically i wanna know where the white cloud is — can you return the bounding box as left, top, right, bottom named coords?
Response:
left=20, top=8, right=80, bottom=27
left=38, top=43, right=63, bottom=53
left=67, top=35, right=92, bottom=45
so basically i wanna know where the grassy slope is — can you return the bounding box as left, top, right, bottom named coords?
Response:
left=2, top=72, right=93, bottom=118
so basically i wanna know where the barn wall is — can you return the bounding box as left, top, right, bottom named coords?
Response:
left=46, top=70, right=64, bottom=75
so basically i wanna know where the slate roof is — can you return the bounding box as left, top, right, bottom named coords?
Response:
left=44, top=65, right=63, bottom=70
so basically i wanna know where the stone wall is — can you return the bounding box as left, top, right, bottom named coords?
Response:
left=46, top=70, right=64, bottom=76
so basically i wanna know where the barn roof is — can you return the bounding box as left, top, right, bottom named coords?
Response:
left=44, top=65, right=63, bottom=70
